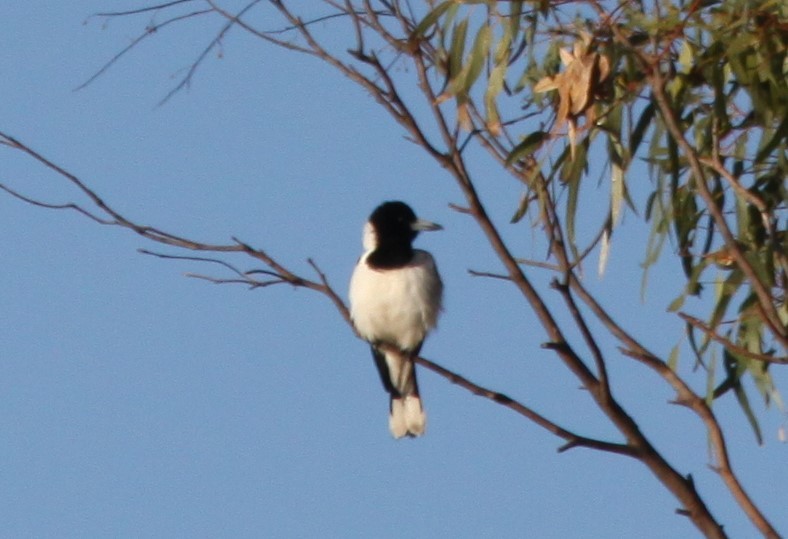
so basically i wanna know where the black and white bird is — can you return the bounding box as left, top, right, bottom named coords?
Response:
left=349, top=201, right=443, bottom=438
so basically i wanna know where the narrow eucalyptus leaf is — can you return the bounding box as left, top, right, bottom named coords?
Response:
left=507, top=131, right=547, bottom=165
left=449, top=19, right=470, bottom=79
left=598, top=226, right=611, bottom=277
left=728, top=351, right=764, bottom=444
left=667, top=293, right=686, bottom=312
left=412, top=2, right=453, bottom=37
left=463, top=24, right=492, bottom=92
left=611, top=162, right=624, bottom=226
left=668, top=344, right=680, bottom=371
left=755, top=116, right=788, bottom=164
left=630, top=101, right=655, bottom=157
left=511, top=191, right=530, bottom=223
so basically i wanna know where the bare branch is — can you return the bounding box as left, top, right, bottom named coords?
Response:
left=679, top=312, right=788, bottom=365
left=0, top=182, right=113, bottom=225
left=2, top=126, right=641, bottom=463
left=204, top=0, right=315, bottom=54
left=92, top=0, right=199, bottom=18
left=414, top=352, right=639, bottom=458
left=467, top=269, right=512, bottom=281
left=515, top=257, right=561, bottom=272
left=551, top=278, right=610, bottom=397
left=6, top=0, right=783, bottom=535
left=76, top=8, right=213, bottom=92
left=158, top=0, right=262, bottom=105
left=139, top=248, right=290, bottom=288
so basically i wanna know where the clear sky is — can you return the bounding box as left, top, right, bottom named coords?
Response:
left=1, top=3, right=785, bottom=538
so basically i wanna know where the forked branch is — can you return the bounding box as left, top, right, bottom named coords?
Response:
left=0, top=129, right=636, bottom=462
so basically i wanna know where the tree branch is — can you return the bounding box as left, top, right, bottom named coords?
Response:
left=414, top=353, right=639, bottom=458
left=7, top=0, right=784, bottom=536
left=679, top=312, right=788, bottom=365
left=76, top=8, right=213, bottom=92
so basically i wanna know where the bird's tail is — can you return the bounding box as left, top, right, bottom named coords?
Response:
left=389, top=393, right=426, bottom=439
left=371, top=346, right=427, bottom=438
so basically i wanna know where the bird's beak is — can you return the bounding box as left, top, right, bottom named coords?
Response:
left=412, top=218, right=443, bottom=232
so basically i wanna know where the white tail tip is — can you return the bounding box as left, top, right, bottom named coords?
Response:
left=389, top=396, right=426, bottom=439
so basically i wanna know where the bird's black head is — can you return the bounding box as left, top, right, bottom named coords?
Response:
left=366, top=201, right=441, bottom=269
left=370, top=201, right=419, bottom=244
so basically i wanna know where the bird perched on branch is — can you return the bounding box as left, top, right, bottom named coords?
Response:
left=349, top=201, right=443, bottom=438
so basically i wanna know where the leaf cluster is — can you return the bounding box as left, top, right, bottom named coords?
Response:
left=413, top=0, right=787, bottom=440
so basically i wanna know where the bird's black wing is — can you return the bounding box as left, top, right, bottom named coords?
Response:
left=370, top=342, right=423, bottom=398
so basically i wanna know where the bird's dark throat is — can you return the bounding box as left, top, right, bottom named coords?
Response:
left=366, top=242, right=414, bottom=269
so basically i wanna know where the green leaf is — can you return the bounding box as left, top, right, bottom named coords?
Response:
left=560, top=138, right=587, bottom=185
left=755, top=116, right=788, bottom=164
left=678, top=40, right=694, bottom=74
left=726, top=350, right=764, bottom=444
left=734, top=383, right=763, bottom=444
left=706, top=269, right=746, bottom=349
left=412, top=2, right=453, bottom=37
left=561, top=140, right=588, bottom=258
left=566, top=178, right=581, bottom=258
left=686, top=322, right=705, bottom=370
left=644, top=190, right=658, bottom=221
left=706, top=351, right=717, bottom=406
left=510, top=191, right=530, bottom=223
left=485, top=43, right=508, bottom=134
left=492, top=14, right=513, bottom=65
left=449, top=18, right=470, bottom=78
left=630, top=101, right=655, bottom=157
left=438, top=21, right=492, bottom=102
left=611, top=162, right=624, bottom=226
left=668, top=343, right=680, bottom=371
left=598, top=226, right=611, bottom=277
left=463, top=24, right=492, bottom=92
left=507, top=1, right=524, bottom=45
left=667, top=293, right=686, bottom=312
left=506, top=131, right=547, bottom=165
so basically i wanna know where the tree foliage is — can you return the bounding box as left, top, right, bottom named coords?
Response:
left=1, top=0, right=786, bottom=537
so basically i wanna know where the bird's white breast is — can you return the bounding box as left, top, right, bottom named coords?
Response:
left=349, top=250, right=442, bottom=351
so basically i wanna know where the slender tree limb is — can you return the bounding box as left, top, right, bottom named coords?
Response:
left=157, top=0, right=262, bottom=105
left=92, top=0, right=199, bottom=18
left=0, top=182, right=113, bottom=225
left=679, top=312, right=788, bottom=365
left=515, top=257, right=562, bottom=272
left=650, top=76, right=786, bottom=347
left=203, top=0, right=317, bottom=54
left=569, top=272, right=774, bottom=539
left=699, top=155, right=788, bottom=282
left=0, top=127, right=637, bottom=461
left=396, top=18, right=728, bottom=536
left=468, top=269, right=513, bottom=281
left=139, top=248, right=292, bottom=288
left=6, top=1, right=783, bottom=536
left=551, top=278, right=610, bottom=396
left=414, top=353, right=639, bottom=458
left=76, top=8, right=213, bottom=92
left=1, top=131, right=242, bottom=252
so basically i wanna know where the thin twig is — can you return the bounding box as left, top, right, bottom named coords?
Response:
left=468, top=269, right=512, bottom=281
left=158, top=1, right=262, bottom=105
left=92, top=0, right=198, bottom=17
left=76, top=9, right=212, bottom=91
left=679, top=312, right=787, bottom=364
left=139, top=248, right=287, bottom=285
left=415, top=353, right=639, bottom=458
left=0, top=183, right=113, bottom=225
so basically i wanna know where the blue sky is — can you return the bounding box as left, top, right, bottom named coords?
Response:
left=1, top=3, right=785, bottom=538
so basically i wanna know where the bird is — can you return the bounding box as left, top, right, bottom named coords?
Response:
left=349, top=201, right=443, bottom=438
